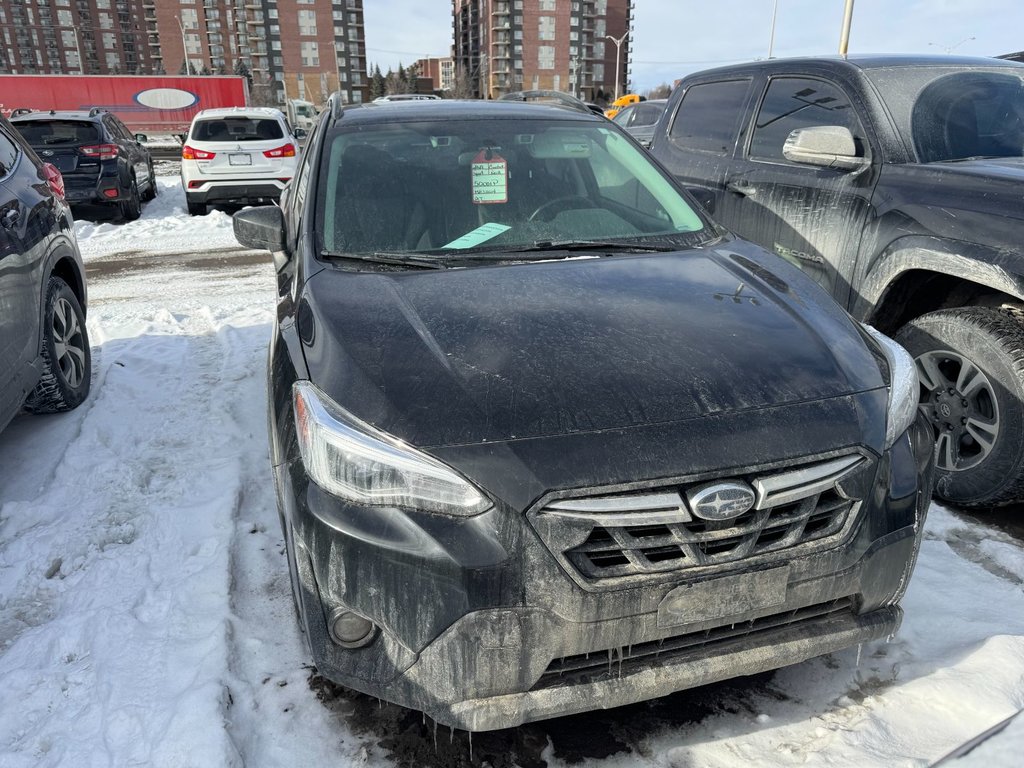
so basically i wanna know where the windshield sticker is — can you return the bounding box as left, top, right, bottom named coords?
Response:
left=471, top=149, right=508, bottom=204
left=442, top=223, right=512, bottom=250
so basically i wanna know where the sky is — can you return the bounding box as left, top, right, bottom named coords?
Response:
left=363, top=0, right=1024, bottom=93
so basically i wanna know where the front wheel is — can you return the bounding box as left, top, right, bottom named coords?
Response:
left=895, top=307, right=1024, bottom=507
left=25, top=276, right=92, bottom=413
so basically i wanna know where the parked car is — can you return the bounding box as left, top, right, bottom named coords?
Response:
left=10, top=107, right=156, bottom=221
left=0, top=112, right=91, bottom=434
left=180, top=107, right=298, bottom=216
left=233, top=98, right=933, bottom=732
left=650, top=54, right=1024, bottom=508
left=372, top=94, right=441, bottom=102
left=612, top=98, right=667, bottom=147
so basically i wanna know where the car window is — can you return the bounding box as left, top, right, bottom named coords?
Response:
left=668, top=79, right=750, bottom=154
left=910, top=70, right=1024, bottom=162
left=749, top=77, right=866, bottom=162
left=13, top=120, right=100, bottom=146
left=632, top=103, right=664, bottom=127
left=612, top=106, right=634, bottom=126
left=192, top=117, right=284, bottom=142
left=318, top=118, right=707, bottom=257
left=0, top=126, right=19, bottom=176
left=103, top=116, right=128, bottom=142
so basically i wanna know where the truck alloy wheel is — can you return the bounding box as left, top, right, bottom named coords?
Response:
left=26, top=276, right=92, bottom=413
left=895, top=307, right=1024, bottom=507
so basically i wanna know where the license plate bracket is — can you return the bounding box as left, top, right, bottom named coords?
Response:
left=657, top=565, right=790, bottom=627
left=228, top=153, right=252, bottom=166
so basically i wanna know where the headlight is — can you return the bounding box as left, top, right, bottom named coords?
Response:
left=863, top=325, right=920, bottom=448
left=293, top=381, right=492, bottom=516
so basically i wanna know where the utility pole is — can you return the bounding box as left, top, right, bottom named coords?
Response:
left=768, top=0, right=779, bottom=59
left=605, top=31, right=629, bottom=100
left=176, top=15, right=192, bottom=75
left=839, top=0, right=855, bottom=55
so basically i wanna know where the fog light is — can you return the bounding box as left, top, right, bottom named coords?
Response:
left=328, top=608, right=376, bottom=648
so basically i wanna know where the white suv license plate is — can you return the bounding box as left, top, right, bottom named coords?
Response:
left=229, top=153, right=252, bottom=166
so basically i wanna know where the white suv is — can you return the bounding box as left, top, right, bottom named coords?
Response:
left=180, top=107, right=299, bottom=215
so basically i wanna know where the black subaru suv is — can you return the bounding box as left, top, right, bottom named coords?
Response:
left=233, top=98, right=934, bottom=731
left=0, top=112, right=91, bottom=434
left=10, top=108, right=156, bottom=221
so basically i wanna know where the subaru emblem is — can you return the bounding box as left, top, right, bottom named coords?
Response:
left=41, top=150, right=54, bottom=157
left=686, top=481, right=756, bottom=521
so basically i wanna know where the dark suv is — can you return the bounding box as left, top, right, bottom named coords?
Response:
left=233, top=98, right=933, bottom=731
left=10, top=108, right=156, bottom=221
left=0, top=113, right=91, bottom=434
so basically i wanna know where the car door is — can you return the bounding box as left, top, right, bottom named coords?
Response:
left=652, top=77, right=755, bottom=217
left=106, top=115, right=147, bottom=185
left=0, top=124, right=43, bottom=418
left=716, top=75, right=880, bottom=309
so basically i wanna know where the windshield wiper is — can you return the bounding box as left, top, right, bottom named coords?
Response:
left=520, top=239, right=681, bottom=253
left=320, top=250, right=445, bottom=270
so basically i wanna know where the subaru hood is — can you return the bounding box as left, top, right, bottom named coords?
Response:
left=299, top=239, right=886, bottom=448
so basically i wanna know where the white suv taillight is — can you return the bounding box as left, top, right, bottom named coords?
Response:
left=79, top=144, right=119, bottom=160
left=42, top=162, right=65, bottom=199
left=263, top=143, right=296, bottom=158
left=182, top=145, right=216, bottom=160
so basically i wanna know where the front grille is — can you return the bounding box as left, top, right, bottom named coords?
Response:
left=530, top=453, right=870, bottom=584
left=534, top=597, right=855, bottom=689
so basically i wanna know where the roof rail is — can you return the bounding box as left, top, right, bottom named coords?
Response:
left=88, top=107, right=106, bottom=117
left=9, top=108, right=34, bottom=117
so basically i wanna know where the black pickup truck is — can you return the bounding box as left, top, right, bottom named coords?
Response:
left=650, top=54, right=1024, bottom=508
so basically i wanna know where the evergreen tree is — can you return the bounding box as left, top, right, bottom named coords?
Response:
left=233, top=58, right=253, bottom=89
left=369, top=64, right=386, bottom=100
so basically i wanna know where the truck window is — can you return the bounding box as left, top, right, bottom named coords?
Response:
left=750, top=77, right=866, bottom=163
left=668, top=79, right=750, bottom=154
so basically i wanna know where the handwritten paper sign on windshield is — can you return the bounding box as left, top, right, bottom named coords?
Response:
left=471, top=149, right=508, bottom=204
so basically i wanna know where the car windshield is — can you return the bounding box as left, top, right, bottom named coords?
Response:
left=868, top=66, right=1024, bottom=163
left=192, top=117, right=283, bottom=142
left=316, top=117, right=708, bottom=258
left=13, top=120, right=100, bottom=146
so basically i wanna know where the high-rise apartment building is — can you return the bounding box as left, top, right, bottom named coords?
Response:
left=453, top=0, right=632, bottom=101
left=0, top=0, right=369, bottom=106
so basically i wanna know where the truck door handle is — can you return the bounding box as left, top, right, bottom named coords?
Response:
left=1, top=208, right=20, bottom=229
left=726, top=180, right=757, bottom=197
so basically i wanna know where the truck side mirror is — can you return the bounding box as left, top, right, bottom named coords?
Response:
left=783, top=125, right=866, bottom=171
left=234, top=206, right=288, bottom=267
left=134, top=133, right=148, bottom=143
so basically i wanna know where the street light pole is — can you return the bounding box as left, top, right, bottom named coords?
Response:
left=605, top=31, right=629, bottom=101
left=839, top=0, right=855, bottom=55
left=176, top=15, right=192, bottom=75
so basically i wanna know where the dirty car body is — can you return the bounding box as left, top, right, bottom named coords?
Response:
left=234, top=99, right=934, bottom=731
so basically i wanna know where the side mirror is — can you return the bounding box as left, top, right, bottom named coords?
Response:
left=233, top=205, right=287, bottom=255
left=134, top=133, right=148, bottom=143
left=782, top=125, right=866, bottom=171
left=294, top=128, right=308, bottom=140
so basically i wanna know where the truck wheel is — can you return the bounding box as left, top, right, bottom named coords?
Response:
left=118, top=177, right=141, bottom=221
left=26, top=276, right=92, bottom=414
left=895, top=308, right=1024, bottom=507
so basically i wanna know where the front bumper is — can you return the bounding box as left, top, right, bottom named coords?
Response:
left=277, top=409, right=933, bottom=731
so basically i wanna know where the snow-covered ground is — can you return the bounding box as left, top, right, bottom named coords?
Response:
left=0, top=177, right=1022, bottom=767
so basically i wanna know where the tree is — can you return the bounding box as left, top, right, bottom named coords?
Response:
left=178, top=59, right=189, bottom=75
left=369, top=64, right=386, bottom=100
left=233, top=58, right=253, bottom=89
left=645, top=82, right=672, bottom=99
left=450, top=63, right=475, bottom=99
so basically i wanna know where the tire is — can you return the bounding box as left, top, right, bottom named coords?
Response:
left=25, top=276, right=92, bottom=414
left=118, top=176, right=141, bottom=221
left=187, top=198, right=207, bottom=216
left=141, top=165, right=157, bottom=202
left=894, top=307, right=1024, bottom=507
